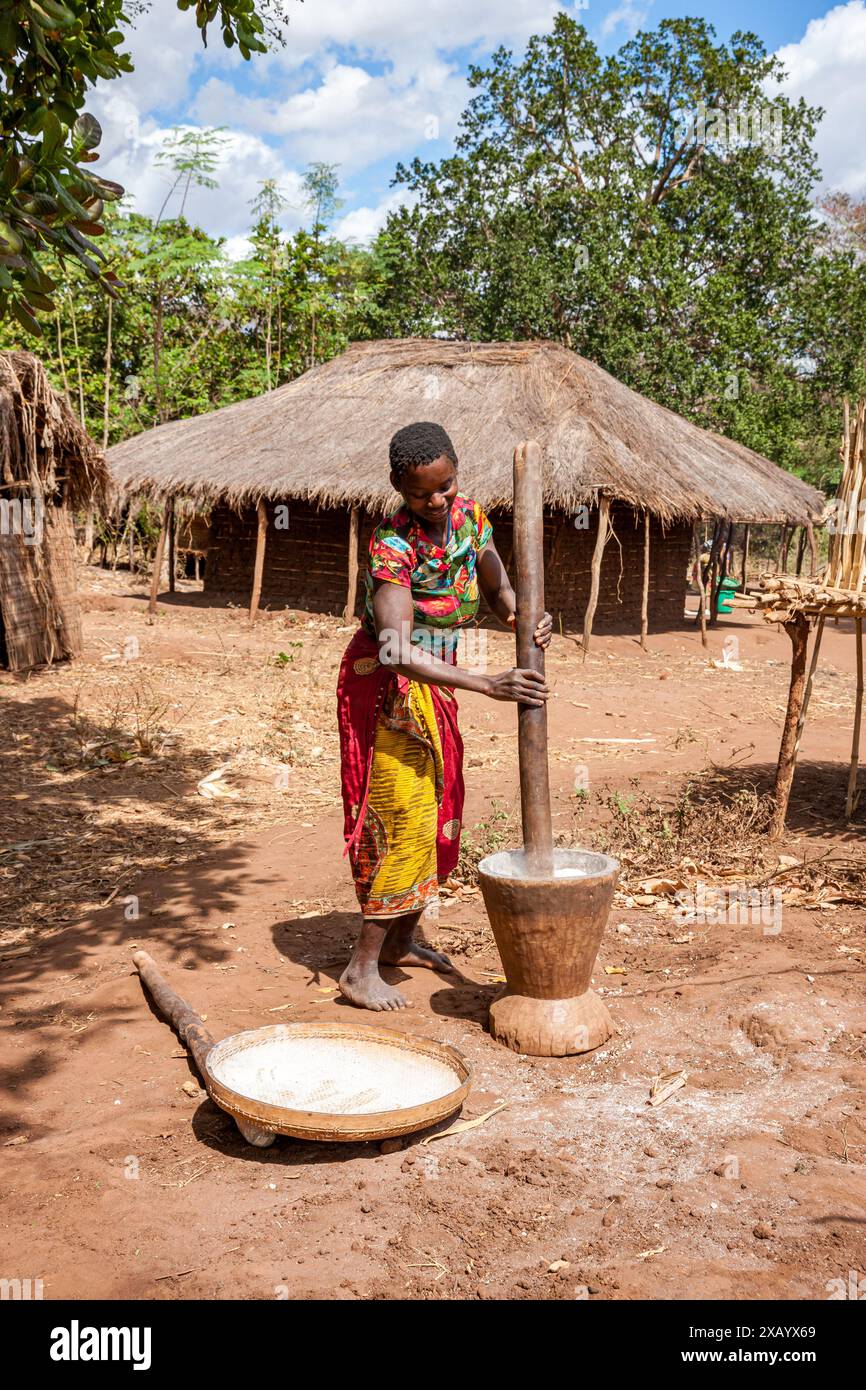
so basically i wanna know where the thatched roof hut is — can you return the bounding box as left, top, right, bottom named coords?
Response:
left=0, top=351, right=108, bottom=672
left=108, top=339, right=824, bottom=634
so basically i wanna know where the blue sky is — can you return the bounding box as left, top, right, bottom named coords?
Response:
left=91, top=1, right=866, bottom=253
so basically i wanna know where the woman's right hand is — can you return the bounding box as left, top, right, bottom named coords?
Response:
left=484, top=668, right=549, bottom=706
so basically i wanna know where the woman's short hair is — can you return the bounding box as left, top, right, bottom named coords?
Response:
left=389, top=422, right=457, bottom=481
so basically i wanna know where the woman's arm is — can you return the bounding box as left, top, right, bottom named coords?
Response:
left=477, top=541, right=553, bottom=649
left=477, top=541, right=517, bottom=626
left=372, top=580, right=548, bottom=706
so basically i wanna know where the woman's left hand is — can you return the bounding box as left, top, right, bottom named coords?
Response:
left=534, top=611, right=553, bottom=649
left=506, top=611, right=553, bottom=648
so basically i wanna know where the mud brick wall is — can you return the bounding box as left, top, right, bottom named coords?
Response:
left=205, top=498, right=691, bottom=633
left=486, top=504, right=692, bottom=633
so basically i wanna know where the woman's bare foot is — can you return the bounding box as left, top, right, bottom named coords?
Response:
left=381, top=915, right=453, bottom=972
left=380, top=940, right=453, bottom=971
left=338, top=963, right=411, bottom=1011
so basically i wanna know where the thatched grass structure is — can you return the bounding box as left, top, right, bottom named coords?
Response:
left=108, top=339, right=824, bottom=634
left=0, top=351, right=108, bottom=672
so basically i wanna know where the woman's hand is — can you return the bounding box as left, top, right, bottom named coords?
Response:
left=484, top=669, right=549, bottom=706
left=534, top=611, right=552, bottom=649
left=506, top=611, right=553, bottom=649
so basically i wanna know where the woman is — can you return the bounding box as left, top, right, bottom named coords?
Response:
left=336, top=421, right=551, bottom=1011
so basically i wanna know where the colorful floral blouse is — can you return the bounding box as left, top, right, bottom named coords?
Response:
left=362, top=495, right=493, bottom=657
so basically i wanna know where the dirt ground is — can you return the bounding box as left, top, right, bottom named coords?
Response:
left=1, top=565, right=865, bottom=1301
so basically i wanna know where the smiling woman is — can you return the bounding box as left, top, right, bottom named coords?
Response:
left=335, top=420, right=552, bottom=1013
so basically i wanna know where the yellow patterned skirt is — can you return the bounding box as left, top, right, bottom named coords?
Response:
left=352, top=680, right=444, bottom=918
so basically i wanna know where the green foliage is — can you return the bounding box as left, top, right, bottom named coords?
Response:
left=373, top=14, right=866, bottom=487
left=0, top=0, right=286, bottom=327
left=0, top=149, right=384, bottom=447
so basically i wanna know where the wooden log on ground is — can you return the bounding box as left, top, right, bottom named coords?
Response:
left=640, top=511, right=650, bottom=650
left=249, top=497, right=268, bottom=623
left=582, top=495, right=610, bottom=656
left=132, top=950, right=216, bottom=1078
left=343, top=504, right=360, bottom=621
left=770, top=611, right=811, bottom=839
left=846, top=617, right=864, bottom=820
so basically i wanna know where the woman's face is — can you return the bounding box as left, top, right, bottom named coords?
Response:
left=394, top=454, right=459, bottom=526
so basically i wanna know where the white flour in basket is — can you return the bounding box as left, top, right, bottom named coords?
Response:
left=211, top=1035, right=458, bottom=1114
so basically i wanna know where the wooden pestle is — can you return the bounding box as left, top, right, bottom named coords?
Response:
left=513, top=440, right=554, bottom=873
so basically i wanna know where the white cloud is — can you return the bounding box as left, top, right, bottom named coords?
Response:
left=222, top=234, right=254, bottom=261
left=334, top=189, right=411, bottom=245
left=775, top=1, right=866, bottom=194
left=193, top=58, right=466, bottom=172
left=600, top=2, right=652, bottom=40
left=89, top=0, right=557, bottom=238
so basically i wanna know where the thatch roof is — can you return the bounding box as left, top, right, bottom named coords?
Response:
left=0, top=351, right=109, bottom=510
left=107, top=339, right=823, bottom=525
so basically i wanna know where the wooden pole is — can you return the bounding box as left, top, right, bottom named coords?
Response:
left=133, top=950, right=216, bottom=1079
left=770, top=611, right=810, bottom=839
left=778, top=523, right=790, bottom=574
left=513, top=440, right=553, bottom=870
left=846, top=617, right=864, bottom=820
left=795, top=615, right=825, bottom=758
left=806, top=521, right=817, bottom=579
left=582, top=495, right=610, bottom=656
left=640, top=511, right=650, bottom=650
left=343, top=504, right=360, bottom=621
left=249, top=498, right=268, bottom=623
left=741, top=523, right=750, bottom=590
left=707, top=520, right=722, bottom=628
left=167, top=496, right=176, bottom=593
left=795, top=526, right=806, bottom=576
left=693, top=523, right=708, bottom=647
left=148, top=512, right=168, bottom=616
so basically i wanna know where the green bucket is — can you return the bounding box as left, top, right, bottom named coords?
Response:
left=716, top=576, right=740, bottom=614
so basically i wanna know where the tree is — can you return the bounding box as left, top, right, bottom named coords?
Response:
left=155, top=126, right=230, bottom=223
left=373, top=15, right=866, bottom=481
left=248, top=178, right=289, bottom=388
left=0, top=0, right=295, bottom=332
left=301, top=161, right=343, bottom=365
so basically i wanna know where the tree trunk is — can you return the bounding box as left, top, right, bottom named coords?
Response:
left=68, top=291, right=86, bottom=427
left=102, top=296, right=113, bottom=449
left=149, top=516, right=168, bottom=616
left=249, top=499, right=268, bottom=623
left=640, top=511, right=650, bottom=650
left=693, top=524, right=708, bottom=648
left=167, top=497, right=176, bottom=593
left=846, top=617, right=864, bottom=820
left=770, top=612, right=810, bottom=838
left=343, top=505, right=360, bottom=621
left=582, top=496, right=610, bottom=656
left=741, top=524, right=750, bottom=590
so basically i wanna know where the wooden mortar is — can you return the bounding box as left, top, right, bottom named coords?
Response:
left=477, top=441, right=618, bottom=1056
